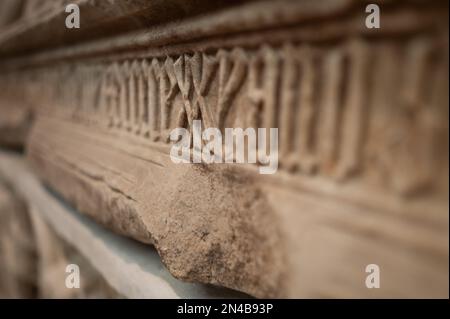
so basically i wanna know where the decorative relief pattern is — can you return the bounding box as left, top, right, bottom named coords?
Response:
left=1, top=37, right=448, bottom=196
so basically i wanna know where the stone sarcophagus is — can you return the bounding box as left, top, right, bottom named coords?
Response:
left=0, top=0, right=448, bottom=298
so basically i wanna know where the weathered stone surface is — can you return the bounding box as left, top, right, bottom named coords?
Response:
left=0, top=180, right=37, bottom=298
left=0, top=0, right=448, bottom=298
left=29, top=208, right=121, bottom=298
left=0, top=152, right=248, bottom=298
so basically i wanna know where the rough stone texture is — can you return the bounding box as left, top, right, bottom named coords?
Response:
left=0, top=0, right=448, bottom=298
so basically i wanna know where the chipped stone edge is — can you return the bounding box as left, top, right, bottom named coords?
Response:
left=0, top=150, right=248, bottom=299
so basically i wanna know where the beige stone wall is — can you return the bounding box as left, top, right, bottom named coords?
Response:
left=0, top=180, right=121, bottom=298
